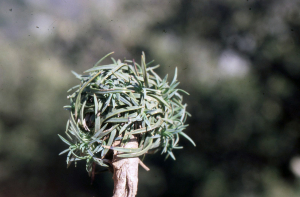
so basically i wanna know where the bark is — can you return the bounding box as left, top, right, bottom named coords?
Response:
left=112, top=137, right=139, bottom=197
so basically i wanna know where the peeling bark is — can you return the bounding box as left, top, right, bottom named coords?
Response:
left=112, top=137, right=139, bottom=197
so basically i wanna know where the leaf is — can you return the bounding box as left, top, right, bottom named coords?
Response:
left=146, top=59, right=155, bottom=66
left=63, top=105, right=72, bottom=111
left=106, top=115, right=141, bottom=123
left=59, top=148, right=70, bottom=155
left=144, top=109, right=163, bottom=115
left=69, top=112, right=83, bottom=142
left=94, top=94, right=100, bottom=134
left=75, top=71, right=104, bottom=118
left=141, top=52, right=149, bottom=88
left=125, top=120, right=163, bottom=135
left=80, top=100, right=87, bottom=127
left=97, top=125, right=118, bottom=139
left=180, top=105, right=186, bottom=123
left=148, top=94, right=170, bottom=108
left=162, top=74, right=168, bottom=85
left=93, top=52, right=114, bottom=67
left=101, top=106, right=144, bottom=124
left=91, top=89, right=133, bottom=94
left=58, top=134, right=72, bottom=146
left=177, top=89, right=190, bottom=95
left=71, top=71, right=82, bottom=79
left=168, top=150, right=176, bottom=160
left=149, top=138, right=161, bottom=150
left=101, top=127, right=116, bottom=157
left=118, top=122, right=132, bottom=135
left=169, top=82, right=180, bottom=91
left=150, top=69, right=162, bottom=83
left=65, top=119, right=72, bottom=140
left=101, top=94, right=112, bottom=113
left=111, top=57, right=117, bottom=64
left=128, top=92, right=139, bottom=106
left=66, top=149, right=72, bottom=165
left=119, top=95, right=132, bottom=106
left=92, top=123, right=108, bottom=139
left=67, top=85, right=80, bottom=93
left=93, top=145, right=103, bottom=153
left=179, top=132, right=196, bottom=147
left=171, top=67, right=178, bottom=85
left=99, top=63, right=127, bottom=83
left=94, top=158, right=109, bottom=167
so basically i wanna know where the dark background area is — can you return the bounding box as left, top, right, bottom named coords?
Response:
left=1, top=0, right=300, bottom=196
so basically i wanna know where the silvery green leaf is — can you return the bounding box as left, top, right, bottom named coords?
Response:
left=179, top=132, right=196, bottom=147
left=177, top=89, right=190, bottom=95
left=149, top=94, right=170, bottom=108
left=58, top=134, right=72, bottom=146
left=93, top=52, right=114, bottom=68
left=168, top=151, right=176, bottom=160
left=92, top=123, right=108, bottom=139
left=71, top=71, right=82, bottom=79
left=101, top=106, right=144, bottom=124
left=171, top=67, right=178, bottom=85
left=59, top=149, right=70, bottom=155
left=67, top=84, right=80, bottom=93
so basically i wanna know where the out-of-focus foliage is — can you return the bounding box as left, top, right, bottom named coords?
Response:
left=1, top=0, right=300, bottom=196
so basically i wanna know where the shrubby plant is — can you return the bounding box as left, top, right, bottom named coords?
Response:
left=59, top=52, right=195, bottom=196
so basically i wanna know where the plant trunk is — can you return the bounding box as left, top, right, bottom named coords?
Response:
left=112, top=137, right=139, bottom=197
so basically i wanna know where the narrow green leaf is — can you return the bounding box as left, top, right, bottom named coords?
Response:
left=101, top=94, right=112, bottom=113
left=179, top=132, right=196, bottom=146
left=177, top=89, right=190, bottom=95
left=93, top=52, right=114, bottom=67
left=171, top=67, right=178, bottom=85
left=59, top=148, right=70, bottom=155
left=111, top=57, right=117, bottom=64
left=71, top=71, right=82, bottom=79
left=80, top=100, right=87, bottom=127
left=75, top=71, right=104, bottom=118
left=101, top=106, right=144, bottom=124
left=141, top=52, right=149, bottom=88
left=92, top=123, right=108, bottom=139
left=144, top=109, right=163, bottom=115
left=99, top=63, right=127, bottom=83
left=94, top=94, right=100, bottom=134
left=149, top=94, right=170, bottom=108
left=146, top=59, right=155, bottom=66
left=125, top=120, right=163, bottom=135
left=58, top=134, right=72, bottom=146
left=119, top=95, right=132, bottom=106
left=150, top=138, right=161, bottom=150
left=102, top=128, right=116, bottom=156
left=168, top=151, right=176, bottom=160
left=97, top=125, right=118, bottom=139
left=67, top=85, right=80, bottom=93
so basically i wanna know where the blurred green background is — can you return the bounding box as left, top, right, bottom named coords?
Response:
left=1, top=0, right=300, bottom=196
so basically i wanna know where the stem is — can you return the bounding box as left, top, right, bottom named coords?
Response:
left=112, top=137, right=139, bottom=197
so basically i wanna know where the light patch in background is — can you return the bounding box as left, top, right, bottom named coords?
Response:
left=29, top=13, right=55, bottom=38
left=290, top=156, right=300, bottom=177
left=218, top=50, right=250, bottom=78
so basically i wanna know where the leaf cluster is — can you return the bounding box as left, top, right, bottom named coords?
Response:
left=59, top=52, right=195, bottom=174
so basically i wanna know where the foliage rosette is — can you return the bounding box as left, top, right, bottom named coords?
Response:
left=59, top=52, right=195, bottom=175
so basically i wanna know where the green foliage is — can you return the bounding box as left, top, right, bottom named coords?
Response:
left=59, top=52, right=194, bottom=174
